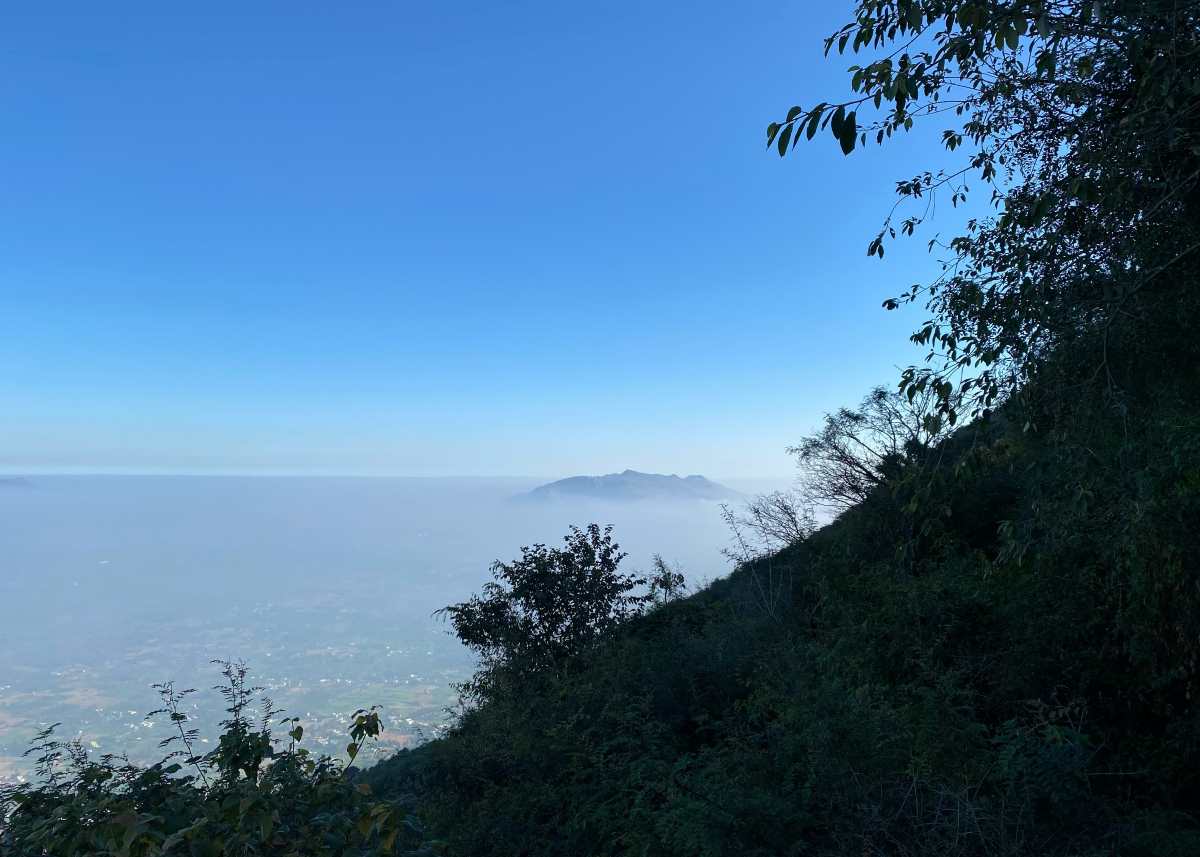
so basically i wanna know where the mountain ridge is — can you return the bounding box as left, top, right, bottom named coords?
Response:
left=522, top=469, right=741, bottom=502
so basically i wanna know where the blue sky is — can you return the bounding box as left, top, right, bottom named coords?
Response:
left=1, top=2, right=964, bottom=478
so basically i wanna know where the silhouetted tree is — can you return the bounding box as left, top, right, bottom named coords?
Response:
left=790, top=385, right=948, bottom=512
left=727, top=490, right=816, bottom=552
left=439, top=524, right=681, bottom=704
left=770, top=0, right=1200, bottom=419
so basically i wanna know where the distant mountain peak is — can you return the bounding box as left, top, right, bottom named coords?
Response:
left=524, top=470, right=741, bottom=503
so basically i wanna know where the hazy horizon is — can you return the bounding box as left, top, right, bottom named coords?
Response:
left=1, top=3, right=964, bottom=479
left=0, top=473, right=770, bottom=782
left=2, top=0, right=943, bottom=790
left=0, top=469, right=794, bottom=486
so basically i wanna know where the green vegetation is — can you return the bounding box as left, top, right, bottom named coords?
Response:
left=361, top=2, right=1200, bottom=852
left=364, top=366, right=1200, bottom=855
left=6, top=0, right=1200, bottom=853
left=437, top=524, right=685, bottom=708
left=770, top=0, right=1200, bottom=425
left=0, top=663, right=431, bottom=855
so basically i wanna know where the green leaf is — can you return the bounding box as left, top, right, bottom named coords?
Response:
left=776, top=122, right=793, bottom=156
left=830, top=105, right=846, bottom=139
left=805, top=110, right=821, bottom=140
left=1004, top=24, right=1019, bottom=50
left=1033, top=193, right=1054, bottom=221
left=839, top=110, right=858, bottom=154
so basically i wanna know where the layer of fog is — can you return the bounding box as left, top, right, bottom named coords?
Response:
left=0, top=475, right=783, bottom=773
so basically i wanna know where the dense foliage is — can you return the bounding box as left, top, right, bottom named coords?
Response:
left=356, top=7, right=1200, bottom=850
left=0, top=662, right=431, bottom=856
left=770, top=0, right=1200, bottom=420
left=438, top=524, right=685, bottom=707
left=368, top=367, right=1200, bottom=855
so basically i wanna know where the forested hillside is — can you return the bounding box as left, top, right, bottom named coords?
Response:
left=5, top=1, right=1200, bottom=854
left=367, top=364, right=1200, bottom=854
left=366, top=0, right=1200, bottom=851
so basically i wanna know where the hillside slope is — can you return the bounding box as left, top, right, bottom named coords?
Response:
left=368, top=370, right=1200, bottom=856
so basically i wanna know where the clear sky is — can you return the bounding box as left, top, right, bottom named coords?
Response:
left=1, top=2, right=961, bottom=478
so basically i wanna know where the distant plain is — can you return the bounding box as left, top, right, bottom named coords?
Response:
left=0, top=474, right=778, bottom=780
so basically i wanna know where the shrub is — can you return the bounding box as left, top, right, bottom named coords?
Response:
left=0, top=661, right=432, bottom=856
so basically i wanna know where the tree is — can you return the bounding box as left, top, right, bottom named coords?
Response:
left=789, top=384, right=949, bottom=513
left=769, top=1, right=1200, bottom=419
left=736, top=490, right=816, bottom=548
left=439, top=524, right=682, bottom=704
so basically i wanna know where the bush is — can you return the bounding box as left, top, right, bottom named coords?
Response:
left=0, top=661, right=432, bottom=856
left=437, top=523, right=684, bottom=705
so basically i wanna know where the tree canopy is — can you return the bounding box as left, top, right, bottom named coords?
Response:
left=438, top=524, right=684, bottom=704
left=770, top=0, right=1200, bottom=418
